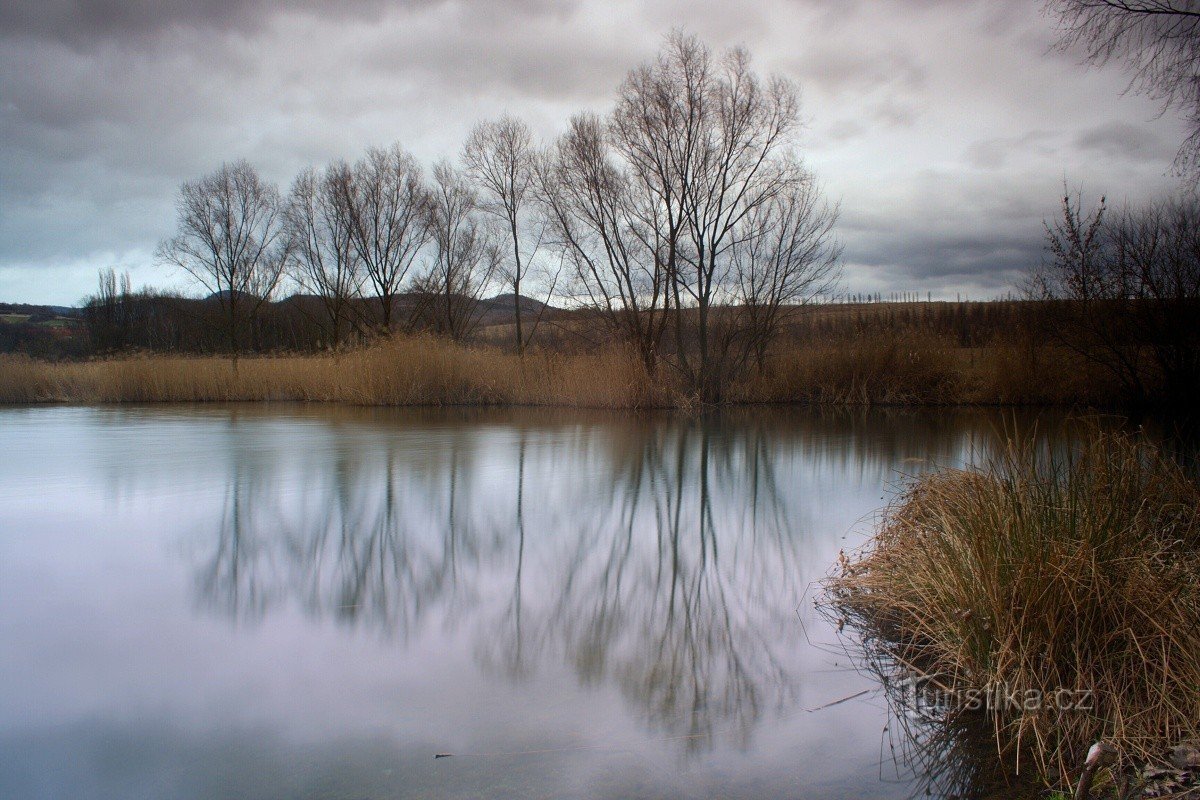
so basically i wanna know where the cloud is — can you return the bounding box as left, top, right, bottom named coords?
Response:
left=1074, top=121, right=1176, bottom=163
left=965, top=131, right=1058, bottom=170
left=0, top=0, right=1192, bottom=304
left=0, top=0, right=409, bottom=48
left=791, top=45, right=928, bottom=97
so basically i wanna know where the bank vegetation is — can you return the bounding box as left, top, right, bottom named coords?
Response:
left=0, top=305, right=1131, bottom=407
left=826, top=429, right=1200, bottom=794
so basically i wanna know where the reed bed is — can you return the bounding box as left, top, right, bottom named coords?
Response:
left=757, top=331, right=1115, bottom=406
left=0, top=331, right=1124, bottom=408
left=759, top=332, right=964, bottom=404
left=0, top=336, right=676, bottom=408
left=826, top=429, right=1200, bottom=790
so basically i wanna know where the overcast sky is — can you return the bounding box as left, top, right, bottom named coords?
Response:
left=0, top=0, right=1189, bottom=305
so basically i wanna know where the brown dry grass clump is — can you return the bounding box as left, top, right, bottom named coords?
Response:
left=826, top=429, right=1200, bottom=789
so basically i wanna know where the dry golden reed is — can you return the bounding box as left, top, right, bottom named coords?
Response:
left=0, top=335, right=676, bottom=408
left=827, top=428, right=1200, bottom=789
left=0, top=330, right=1124, bottom=408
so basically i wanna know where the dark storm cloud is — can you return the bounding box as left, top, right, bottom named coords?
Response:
left=837, top=166, right=1051, bottom=295
left=0, top=0, right=1191, bottom=303
left=847, top=231, right=1044, bottom=291
left=1074, top=122, right=1176, bottom=164
left=0, top=0, right=368, bottom=46
left=965, top=131, right=1057, bottom=170
left=0, top=0, right=575, bottom=48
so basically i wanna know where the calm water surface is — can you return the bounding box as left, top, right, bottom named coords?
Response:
left=0, top=405, right=1085, bottom=799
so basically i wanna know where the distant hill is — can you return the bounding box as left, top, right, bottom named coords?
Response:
left=202, top=290, right=266, bottom=305
left=480, top=293, right=552, bottom=316
left=0, top=303, right=80, bottom=318
left=273, top=290, right=560, bottom=325
left=474, top=293, right=559, bottom=328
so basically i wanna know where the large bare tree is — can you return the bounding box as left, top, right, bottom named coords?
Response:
left=342, top=144, right=430, bottom=331
left=538, top=35, right=839, bottom=391
left=419, top=161, right=500, bottom=341
left=284, top=163, right=364, bottom=349
left=727, top=177, right=841, bottom=374
left=538, top=113, right=672, bottom=374
left=463, top=116, right=544, bottom=355
left=611, top=32, right=833, bottom=399
left=1047, top=0, right=1200, bottom=175
left=157, top=159, right=288, bottom=366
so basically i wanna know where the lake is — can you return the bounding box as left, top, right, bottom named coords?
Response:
left=0, top=405, right=1092, bottom=799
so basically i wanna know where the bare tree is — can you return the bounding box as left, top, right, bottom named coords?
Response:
left=1109, top=194, right=1200, bottom=401
left=284, top=163, right=364, bottom=349
left=1029, top=189, right=1144, bottom=395
left=612, top=32, right=829, bottom=400
left=157, top=159, right=288, bottom=366
left=342, top=144, right=431, bottom=331
left=537, top=35, right=839, bottom=389
left=463, top=116, right=544, bottom=355
left=728, top=178, right=841, bottom=374
left=1046, top=0, right=1200, bottom=175
left=538, top=113, right=671, bottom=374
left=1034, top=186, right=1115, bottom=302
left=418, top=161, right=500, bottom=341
left=84, top=267, right=133, bottom=352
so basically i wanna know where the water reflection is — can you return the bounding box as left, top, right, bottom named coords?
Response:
left=855, top=649, right=1058, bottom=800
left=0, top=404, right=1114, bottom=799
left=180, top=406, right=1100, bottom=756
left=195, top=416, right=814, bottom=747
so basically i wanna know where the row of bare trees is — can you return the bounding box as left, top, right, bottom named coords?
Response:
left=156, top=151, right=506, bottom=359
left=154, top=33, right=841, bottom=397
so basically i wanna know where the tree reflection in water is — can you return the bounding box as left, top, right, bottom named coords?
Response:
left=187, top=407, right=1072, bottom=760
left=193, top=415, right=810, bottom=750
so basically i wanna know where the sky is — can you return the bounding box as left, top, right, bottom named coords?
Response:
left=0, top=0, right=1190, bottom=306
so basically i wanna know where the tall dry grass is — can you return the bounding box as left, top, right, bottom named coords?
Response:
left=826, top=429, right=1200, bottom=789
left=757, top=332, right=964, bottom=404
left=0, top=336, right=676, bottom=408
left=0, top=330, right=1128, bottom=408
left=753, top=331, right=1119, bottom=406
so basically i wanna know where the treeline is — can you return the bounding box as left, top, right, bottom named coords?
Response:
left=1032, top=190, right=1200, bottom=407
left=787, top=301, right=1042, bottom=349
left=63, top=31, right=1199, bottom=409
left=0, top=313, right=87, bottom=360
left=80, top=270, right=542, bottom=356
left=83, top=32, right=840, bottom=401
left=83, top=281, right=384, bottom=354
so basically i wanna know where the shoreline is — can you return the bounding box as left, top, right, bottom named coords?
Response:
left=0, top=332, right=1137, bottom=409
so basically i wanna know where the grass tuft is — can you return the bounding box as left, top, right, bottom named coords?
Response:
left=827, top=427, right=1200, bottom=788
